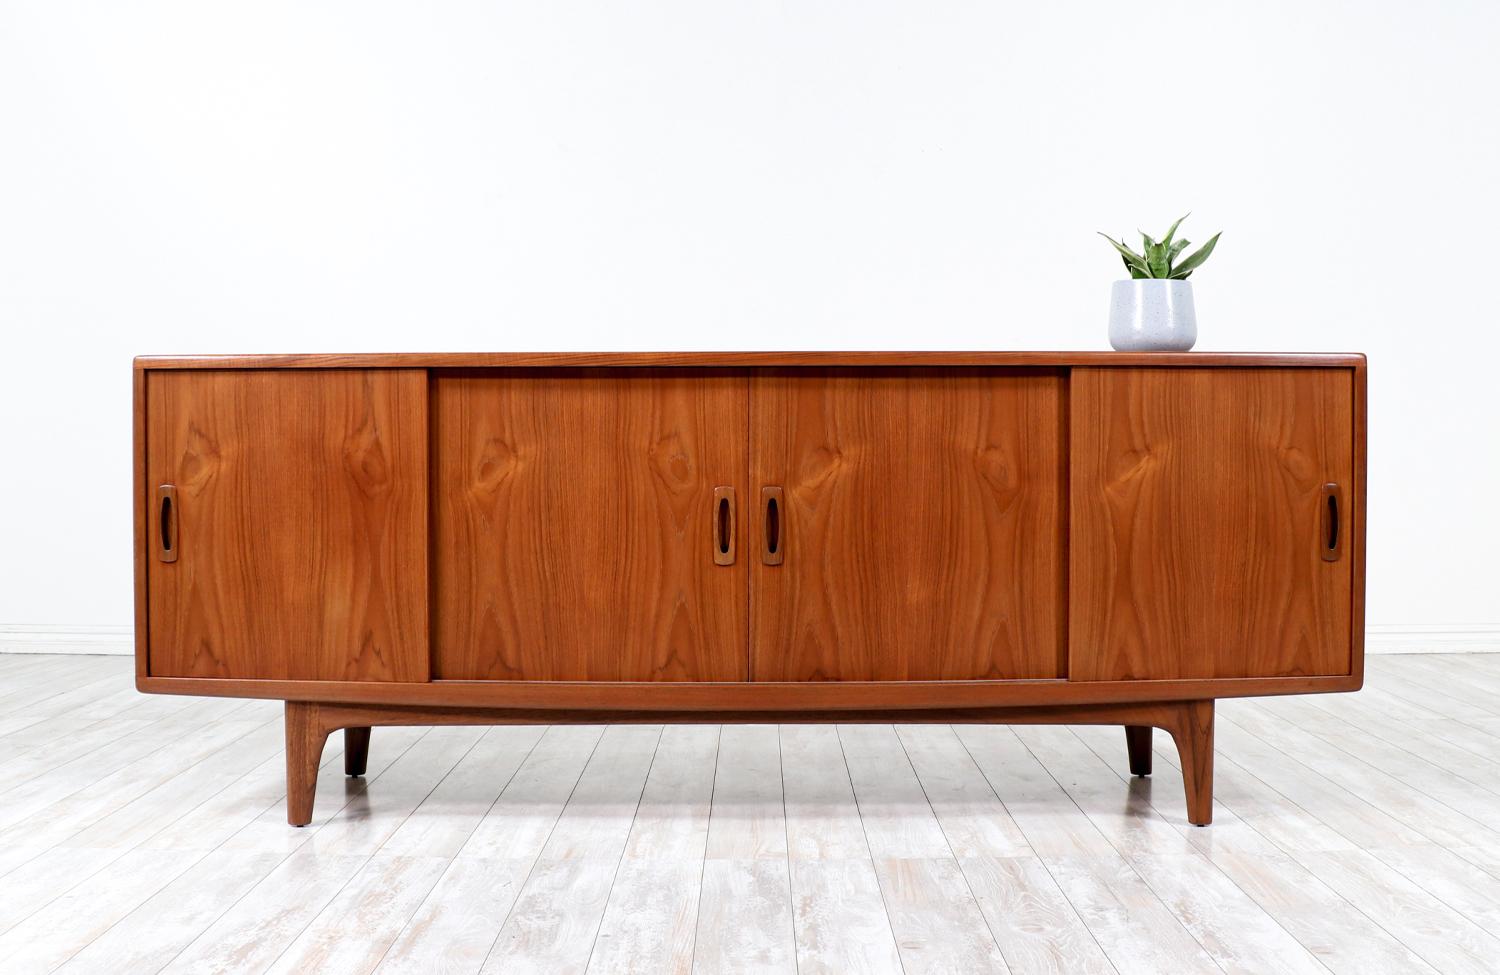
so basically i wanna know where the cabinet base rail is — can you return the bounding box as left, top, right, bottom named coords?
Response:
left=283, top=698, right=1216, bottom=828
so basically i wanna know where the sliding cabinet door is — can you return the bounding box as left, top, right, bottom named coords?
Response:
left=750, top=369, right=1067, bottom=681
left=1069, top=367, right=1356, bottom=680
left=146, top=369, right=429, bottom=681
left=432, top=370, right=749, bottom=681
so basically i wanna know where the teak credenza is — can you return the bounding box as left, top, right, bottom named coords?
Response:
left=132, top=352, right=1367, bottom=826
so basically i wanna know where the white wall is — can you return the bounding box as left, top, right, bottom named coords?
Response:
left=2, top=0, right=1497, bottom=638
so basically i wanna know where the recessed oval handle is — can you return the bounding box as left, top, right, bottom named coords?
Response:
left=157, top=485, right=179, bottom=563
left=712, top=487, right=735, bottom=566
left=762, top=486, right=784, bottom=566
left=1319, top=482, right=1343, bottom=562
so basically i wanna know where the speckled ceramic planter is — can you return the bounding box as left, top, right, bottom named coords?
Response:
left=1108, top=279, right=1197, bottom=351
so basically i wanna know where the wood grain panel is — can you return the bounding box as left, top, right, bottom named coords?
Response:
left=1069, top=367, right=1355, bottom=681
left=432, top=370, right=748, bottom=681
left=145, top=369, right=428, bottom=681
left=750, top=369, right=1066, bottom=681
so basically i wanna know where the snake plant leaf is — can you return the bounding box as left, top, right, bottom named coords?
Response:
left=1097, top=233, right=1144, bottom=262
left=1140, top=232, right=1158, bottom=260
left=1167, top=238, right=1190, bottom=271
left=1098, top=233, right=1151, bottom=277
left=1146, top=239, right=1172, bottom=278
left=1127, top=258, right=1149, bottom=279
left=1160, top=213, right=1190, bottom=250
left=1168, top=232, right=1221, bottom=279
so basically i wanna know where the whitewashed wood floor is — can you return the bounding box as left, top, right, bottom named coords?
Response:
left=3, top=655, right=1500, bottom=974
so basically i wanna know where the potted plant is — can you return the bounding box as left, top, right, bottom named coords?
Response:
left=1099, top=215, right=1220, bottom=351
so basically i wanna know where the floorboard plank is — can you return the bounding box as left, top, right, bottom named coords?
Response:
left=619, top=725, right=718, bottom=861
left=786, top=858, right=904, bottom=975
left=1043, top=854, right=1222, bottom=975
left=953, top=724, right=1116, bottom=858
left=839, top=724, right=951, bottom=860
left=1067, top=723, right=1442, bottom=973
left=956, top=854, right=1114, bottom=975
left=267, top=854, right=451, bottom=975
left=479, top=725, right=663, bottom=975
left=158, top=728, right=480, bottom=973
left=1013, top=725, right=1194, bottom=855
left=1224, top=706, right=1500, bottom=850
left=458, top=725, right=606, bottom=860
left=0, top=714, right=282, bottom=924
left=587, top=858, right=703, bottom=975
left=704, top=725, right=788, bottom=860
left=779, top=724, right=868, bottom=861
left=693, top=859, right=797, bottom=975
left=374, top=857, right=533, bottom=975
left=778, top=725, right=903, bottom=973
left=1295, top=849, right=1500, bottom=973
left=376, top=726, right=605, bottom=973
left=1206, top=852, right=1438, bottom=975
left=897, top=724, right=1033, bottom=858
left=1125, top=852, right=1326, bottom=974
left=587, top=726, right=719, bottom=974
left=380, top=725, right=546, bottom=859
left=876, top=856, right=1011, bottom=974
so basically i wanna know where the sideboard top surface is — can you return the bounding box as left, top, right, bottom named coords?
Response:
left=134, top=351, right=1366, bottom=370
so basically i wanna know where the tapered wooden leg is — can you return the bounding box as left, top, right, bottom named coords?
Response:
left=1124, top=725, right=1153, bottom=776
left=1165, top=700, right=1215, bottom=826
left=285, top=702, right=331, bottom=827
left=344, top=727, right=371, bottom=777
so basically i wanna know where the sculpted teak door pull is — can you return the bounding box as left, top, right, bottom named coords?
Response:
left=713, top=487, right=736, bottom=566
left=156, top=485, right=178, bottom=563
left=1320, top=482, right=1344, bottom=562
left=761, top=486, right=784, bottom=565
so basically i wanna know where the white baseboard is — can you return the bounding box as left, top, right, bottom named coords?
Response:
left=0, top=624, right=133, bottom=655
left=1365, top=623, right=1500, bottom=654
left=4, top=623, right=1499, bottom=657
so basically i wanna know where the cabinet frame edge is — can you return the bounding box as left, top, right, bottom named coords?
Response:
left=133, top=356, right=1368, bottom=697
